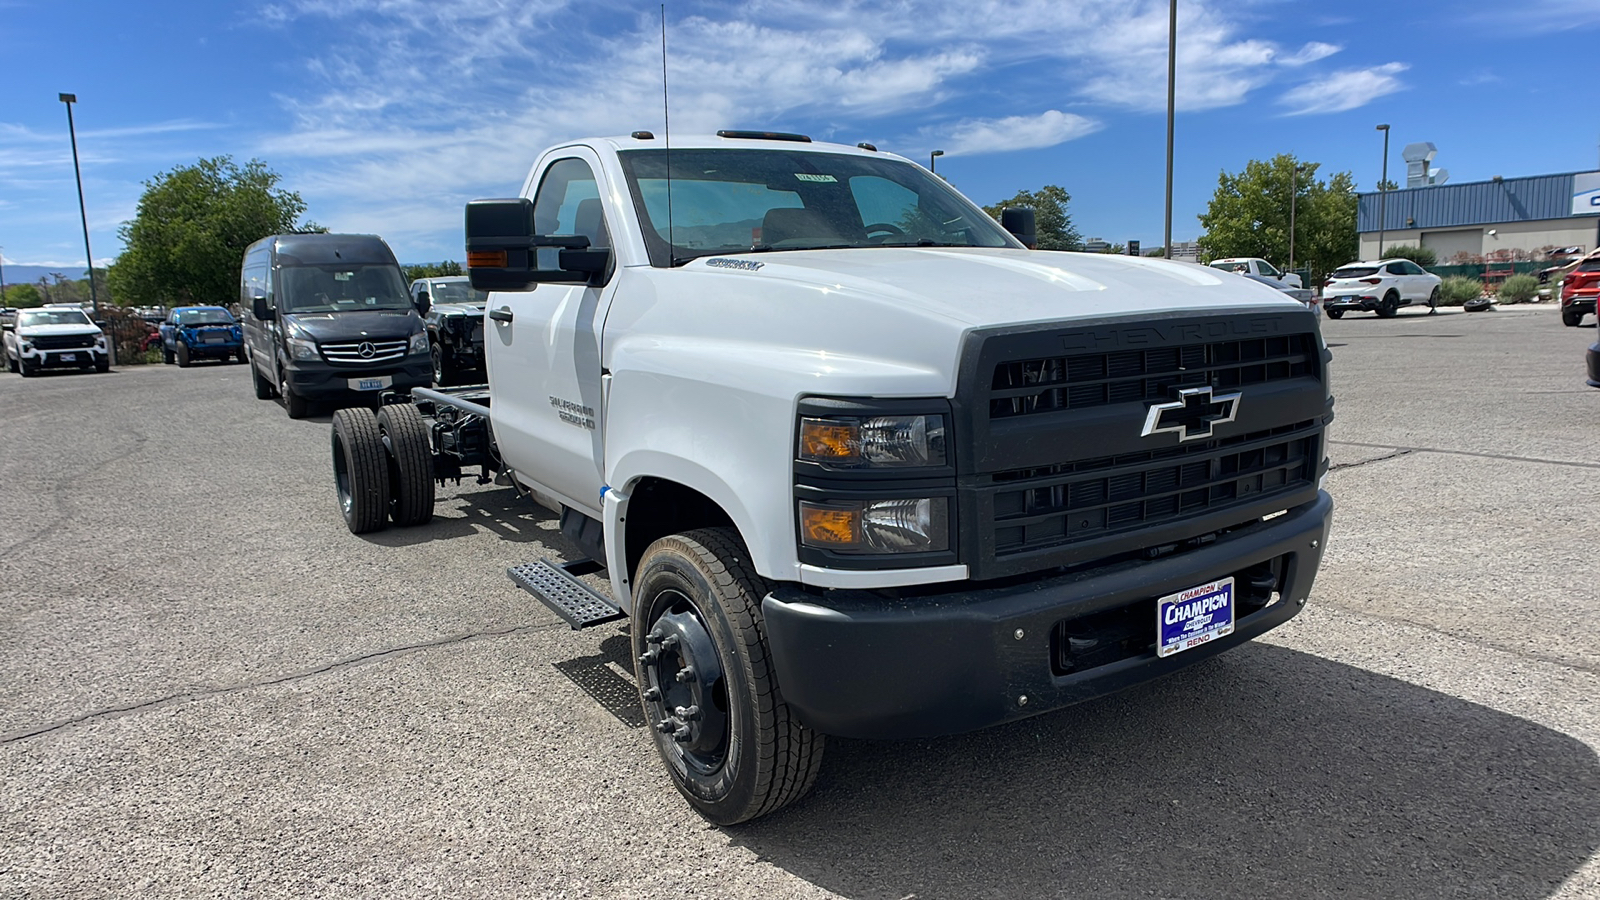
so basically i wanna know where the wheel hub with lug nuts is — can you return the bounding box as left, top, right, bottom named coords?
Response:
left=640, top=601, right=728, bottom=774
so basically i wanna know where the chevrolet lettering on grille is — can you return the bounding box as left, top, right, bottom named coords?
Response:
left=1140, top=385, right=1241, bottom=442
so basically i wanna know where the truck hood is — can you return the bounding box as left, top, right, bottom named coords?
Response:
left=284, top=309, right=420, bottom=342
left=679, top=247, right=1301, bottom=328
left=18, top=323, right=103, bottom=338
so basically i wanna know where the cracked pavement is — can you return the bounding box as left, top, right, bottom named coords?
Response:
left=1, top=305, right=1596, bottom=899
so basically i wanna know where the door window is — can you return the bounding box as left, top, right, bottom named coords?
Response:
left=1257, top=260, right=1280, bottom=277
left=533, top=158, right=610, bottom=250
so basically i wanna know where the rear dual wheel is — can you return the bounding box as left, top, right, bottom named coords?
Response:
left=632, top=528, right=824, bottom=825
left=330, top=405, right=434, bottom=534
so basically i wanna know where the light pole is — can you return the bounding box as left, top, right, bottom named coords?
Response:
left=1288, top=162, right=1301, bottom=274
left=1375, top=123, right=1390, bottom=259
left=930, top=149, right=944, bottom=176
left=60, top=92, right=100, bottom=317
left=1162, top=0, right=1177, bottom=259
left=0, top=246, right=7, bottom=306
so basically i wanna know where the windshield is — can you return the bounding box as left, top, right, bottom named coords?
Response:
left=1331, top=266, right=1379, bottom=279
left=18, top=309, right=92, bottom=328
left=618, top=148, right=1020, bottom=265
left=174, top=309, right=235, bottom=326
left=430, top=281, right=487, bottom=305
left=280, top=265, right=410, bottom=313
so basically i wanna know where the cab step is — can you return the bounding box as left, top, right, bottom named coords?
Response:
left=507, top=558, right=623, bottom=630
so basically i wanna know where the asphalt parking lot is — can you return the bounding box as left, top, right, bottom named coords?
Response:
left=1, top=305, right=1596, bottom=899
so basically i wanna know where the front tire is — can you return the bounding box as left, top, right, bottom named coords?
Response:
left=278, top=362, right=310, bottom=419
left=430, top=341, right=456, bottom=387
left=163, top=345, right=175, bottom=365
left=6, top=352, right=17, bottom=373
left=375, top=404, right=435, bottom=526
left=94, top=357, right=110, bottom=373
left=176, top=343, right=191, bottom=368
left=632, top=528, right=824, bottom=825
left=18, top=357, right=37, bottom=378
left=1428, top=286, right=1440, bottom=314
left=331, top=408, right=390, bottom=534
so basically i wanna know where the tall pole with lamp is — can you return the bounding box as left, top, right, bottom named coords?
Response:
left=1375, top=123, right=1390, bottom=259
left=930, top=149, right=944, bottom=176
left=0, top=246, right=7, bottom=306
left=59, top=93, right=100, bottom=317
left=1162, top=0, right=1177, bottom=258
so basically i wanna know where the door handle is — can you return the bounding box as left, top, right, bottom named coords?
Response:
left=489, top=307, right=514, bottom=323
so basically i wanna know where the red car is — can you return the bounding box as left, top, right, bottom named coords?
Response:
left=1561, top=252, right=1600, bottom=326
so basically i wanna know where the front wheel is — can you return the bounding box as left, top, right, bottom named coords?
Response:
left=6, top=352, right=17, bottom=373
left=430, top=342, right=457, bottom=387
left=632, top=528, right=824, bottom=825
left=163, top=345, right=175, bottom=365
left=94, top=357, right=110, bottom=373
left=331, top=408, right=390, bottom=534
left=1428, top=286, right=1440, bottom=314
left=279, top=362, right=310, bottom=419
left=176, top=343, right=191, bottom=368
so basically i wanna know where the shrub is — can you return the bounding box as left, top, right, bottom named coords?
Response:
left=1384, top=243, right=1437, bottom=267
left=1438, top=276, right=1483, bottom=306
left=1497, top=273, right=1539, bottom=304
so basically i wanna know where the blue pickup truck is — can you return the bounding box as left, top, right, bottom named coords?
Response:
left=161, top=306, right=246, bottom=367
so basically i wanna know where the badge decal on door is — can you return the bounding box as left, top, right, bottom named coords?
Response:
left=550, top=395, right=596, bottom=429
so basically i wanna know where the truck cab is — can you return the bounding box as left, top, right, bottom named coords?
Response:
left=332, top=132, right=1334, bottom=824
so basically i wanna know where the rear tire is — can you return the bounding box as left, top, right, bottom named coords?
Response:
left=1563, top=309, right=1582, bottom=327
left=632, top=528, right=824, bottom=825
left=176, top=343, right=191, bottom=368
left=376, top=404, right=435, bottom=526
left=1326, top=308, right=1344, bottom=320
left=331, top=408, right=390, bottom=534
left=251, top=360, right=276, bottom=399
left=1376, top=291, right=1400, bottom=318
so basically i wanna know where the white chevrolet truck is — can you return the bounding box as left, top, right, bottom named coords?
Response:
left=327, top=130, right=1334, bottom=824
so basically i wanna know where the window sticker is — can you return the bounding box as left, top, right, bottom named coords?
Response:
left=794, top=173, right=837, bottom=183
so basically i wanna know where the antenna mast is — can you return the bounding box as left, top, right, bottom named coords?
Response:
left=661, top=5, right=674, bottom=263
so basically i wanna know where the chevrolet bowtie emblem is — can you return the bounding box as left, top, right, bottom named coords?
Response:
left=1141, top=386, right=1241, bottom=442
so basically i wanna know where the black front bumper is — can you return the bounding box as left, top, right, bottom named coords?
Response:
left=179, top=338, right=243, bottom=359
left=763, top=490, right=1332, bottom=740
left=285, top=356, right=431, bottom=400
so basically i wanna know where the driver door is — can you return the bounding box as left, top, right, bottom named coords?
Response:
left=484, top=151, right=617, bottom=519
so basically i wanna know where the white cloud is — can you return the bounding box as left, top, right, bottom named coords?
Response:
left=1279, top=63, right=1409, bottom=115
left=1278, top=41, right=1341, bottom=67
left=936, top=111, right=1102, bottom=157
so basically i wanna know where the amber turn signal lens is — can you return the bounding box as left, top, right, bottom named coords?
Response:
left=468, top=250, right=508, bottom=268
left=799, top=504, right=859, bottom=547
left=798, top=418, right=858, bottom=462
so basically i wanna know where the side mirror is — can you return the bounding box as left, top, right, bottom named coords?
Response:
left=465, top=197, right=610, bottom=291
left=252, top=294, right=275, bottom=321
left=414, top=290, right=430, bottom=315
left=999, top=207, right=1037, bottom=249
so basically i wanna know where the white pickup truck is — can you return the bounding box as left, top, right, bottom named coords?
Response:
left=1209, top=257, right=1303, bottom=289
left=328, top=130, right=1334, bottom=824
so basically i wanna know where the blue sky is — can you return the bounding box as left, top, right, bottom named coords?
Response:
left=3, top=0, right=1599, bottom=270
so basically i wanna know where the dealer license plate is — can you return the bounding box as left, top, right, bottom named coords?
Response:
left=1336, top=295, right=1357, bottom=303
left=349, top=376, right=392, bottom=392
left=59, top=353, right=77, bottom=362
left=1156, top=577, right=1235, bottom=658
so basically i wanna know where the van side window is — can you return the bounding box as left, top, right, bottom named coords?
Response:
left=242, top=265, right=268, bottom=307
left=533, top=158, right=609, bottom=250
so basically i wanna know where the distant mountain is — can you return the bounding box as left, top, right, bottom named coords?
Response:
left=1, top=265, right=92, bottom=287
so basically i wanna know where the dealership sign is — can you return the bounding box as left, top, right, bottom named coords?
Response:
left=1573, top=172, right=1600, bottom=215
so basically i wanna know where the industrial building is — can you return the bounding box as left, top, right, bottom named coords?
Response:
left=1357, top=153, right=1600, bottom=262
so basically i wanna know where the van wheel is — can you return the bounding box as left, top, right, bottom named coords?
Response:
left=376, top=404, right=434, bottom=526
left=251, top=360, right=277, bottom=399
left=176, top=343, right=191, bottom=368
left=331, top=408, right=390, bottom=534
left=278, top=363, right=310, bottom=419
left=1376, top=291, right=1400, bottom=318
left=633, top=528, right=824, bottom=825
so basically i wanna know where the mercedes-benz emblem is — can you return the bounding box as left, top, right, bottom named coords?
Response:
left=357, top=342, right=376, bottom=359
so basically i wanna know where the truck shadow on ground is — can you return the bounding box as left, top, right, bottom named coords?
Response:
left=729, top=643, right=1600, bottom=900
left=359, top=486, right=561, bottom=547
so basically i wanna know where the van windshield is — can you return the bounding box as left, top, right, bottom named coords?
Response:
left=280, top=265, right=410, bottom=313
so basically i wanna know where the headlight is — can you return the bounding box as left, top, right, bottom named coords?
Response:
left=287, top=337, right=319, bottom=361
left=408, top=331, right=429, bottom=354
left=800, top=498, right=949, bottom=553
left=798, top=415, right=945, bottom=467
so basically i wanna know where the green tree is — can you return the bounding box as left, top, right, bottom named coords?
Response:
left=403, top=261, right=464, bottom=281
left=1381, top=243, right=1436, bottom=267
left=108, top=156, right=320, bottom=308
left=3, top=283, right=43, bottom=308
left=982, top=185, right=1082, bottom=251
left=1197, top=155, right=1357, bottom=286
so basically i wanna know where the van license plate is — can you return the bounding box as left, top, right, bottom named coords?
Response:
left=60, top=353, right=77, bottom=362
left=1157, top=577, right=1235, bottom=658
left=349, top=376, right=393, bottom=391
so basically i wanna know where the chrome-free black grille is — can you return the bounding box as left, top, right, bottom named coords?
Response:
left=990, top=333, right=1318, bottom=419
left=990, top=423, right=1317, bottom=556
left=30, top=334, right=96, bottom=350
